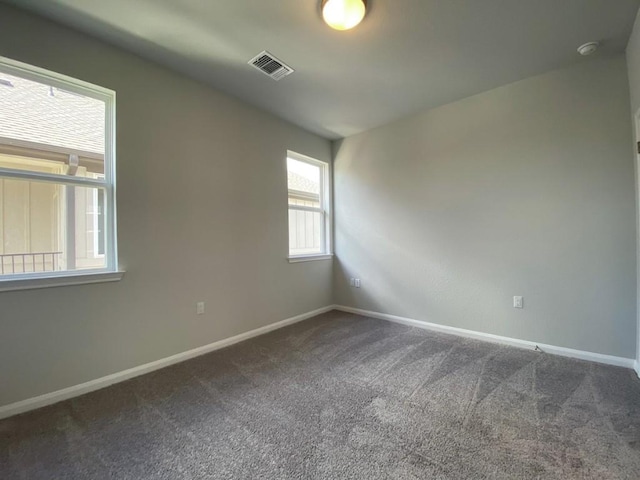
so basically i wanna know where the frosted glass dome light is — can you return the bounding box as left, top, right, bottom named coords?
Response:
left=322, top=0, right=367, bottom=31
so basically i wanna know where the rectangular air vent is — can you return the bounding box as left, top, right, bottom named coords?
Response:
left=248, top=51, right=294, bottom=81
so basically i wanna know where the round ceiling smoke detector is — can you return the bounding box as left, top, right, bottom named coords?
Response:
left=577, top=42, right=599, bottom=56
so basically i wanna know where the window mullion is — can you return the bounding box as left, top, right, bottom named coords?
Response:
left=288, top=205, right=323, bottom=214
left=0, top=168, right=107, bottom=188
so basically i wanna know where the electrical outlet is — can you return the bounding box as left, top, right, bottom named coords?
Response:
left=355, top=278, right=361, bottom=288
left=196, top=302, right=205, bottom=315
left=513, top=296, right=523, bottom=309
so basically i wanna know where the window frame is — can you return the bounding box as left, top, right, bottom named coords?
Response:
left=0, top=56, right=121, bottom=290
left=286, top=150, right=333, bottom=262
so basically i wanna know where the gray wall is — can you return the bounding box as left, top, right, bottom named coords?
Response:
left=628, top=10, right=640, bottom=115
left=627, top=10, right=640, bottom=365
left=0, top=4, right=332, bottom=407
left=334, top=56, right=637, bottom=358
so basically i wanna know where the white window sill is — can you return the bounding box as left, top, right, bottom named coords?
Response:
left=0, top=270, right=125, bottom=292
left=288, top=254, right=333, bottom=263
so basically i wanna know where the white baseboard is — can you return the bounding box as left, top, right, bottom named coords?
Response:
left=334, top=305, right=636, bottom=369
left=3, top=304, right=634, bottom=421
left=0, top=305, right=334, bottom=420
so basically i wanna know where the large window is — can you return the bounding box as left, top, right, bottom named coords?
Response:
left=0, top=57, right=117, bottom=282
left=287, top=151, right=332, bottom=260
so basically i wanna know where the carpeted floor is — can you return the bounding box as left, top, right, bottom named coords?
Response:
left=2, top=310, right=640, bottom=479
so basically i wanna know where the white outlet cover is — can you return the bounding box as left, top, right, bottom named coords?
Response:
left=196, top=302, right=205, bottom=314
left=513, top=296, right=523, bottom=309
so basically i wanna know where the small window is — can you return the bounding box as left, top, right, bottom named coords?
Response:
left=0, top=57, right=117, bottom=279
left=287, top=151, right=331, bottom=260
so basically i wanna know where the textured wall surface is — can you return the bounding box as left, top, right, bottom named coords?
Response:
left=626, top=8, right=640, bottom=366
left=334, top=56, right=636, bottom=358
left=0, top=4, right=332, bottom=407
left=627, top=10, right=640, bottom=116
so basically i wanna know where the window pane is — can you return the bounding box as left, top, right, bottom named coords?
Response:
left=0, top=72, right=105, bottom=175
left=0, top=177, right=106, bottom=275
left=75, top=185, right=106, bottom=269
left=287, top=157, right=320, bottom=195
left=288, top=208, right=322, bottom=256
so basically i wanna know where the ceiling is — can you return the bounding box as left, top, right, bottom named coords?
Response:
left=7, top=0, right=640, bottom=139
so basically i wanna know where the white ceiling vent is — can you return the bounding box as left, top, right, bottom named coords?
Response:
left=248, top=51, right=294, bottom=81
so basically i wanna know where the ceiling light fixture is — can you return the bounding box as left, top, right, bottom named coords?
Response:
left=322, top=0, right=367, bottom=31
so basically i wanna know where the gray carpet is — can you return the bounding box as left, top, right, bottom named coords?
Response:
left=2, top=310, right=640, bottom=479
